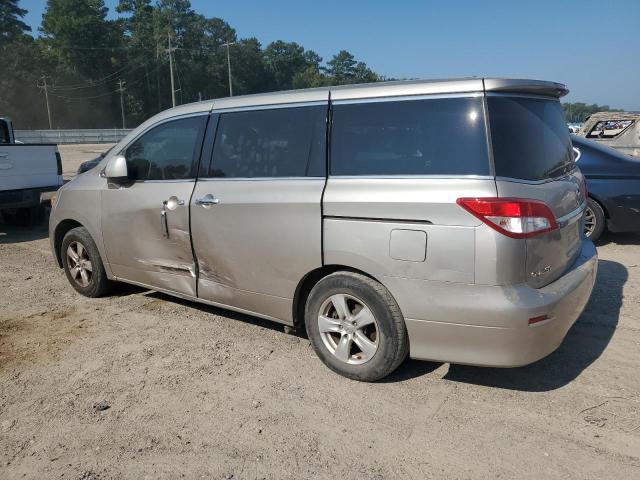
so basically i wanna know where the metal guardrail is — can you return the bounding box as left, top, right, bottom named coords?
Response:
left=15, top=129, right=133, bottom=144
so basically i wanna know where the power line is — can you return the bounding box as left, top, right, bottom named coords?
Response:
left=46, top=64, right=160, bottom=102
left=48, top=89, right=121, bottom=101
left=48, top=63, right=146, bottom=91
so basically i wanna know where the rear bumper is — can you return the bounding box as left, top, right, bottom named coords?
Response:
left=0, top=186, right=60, bottom=209
left=400, top=240, right=598, bottom=367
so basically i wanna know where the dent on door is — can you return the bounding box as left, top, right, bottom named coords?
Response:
left=101, top=182, right=197, bottom=296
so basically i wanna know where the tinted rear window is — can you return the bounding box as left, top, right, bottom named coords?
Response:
left=488, top=96, right=574, bottom=180
left=330, top=97, right=490, bottom=176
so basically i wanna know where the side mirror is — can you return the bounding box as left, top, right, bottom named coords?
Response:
left=104, top=155, right=128, bottom=182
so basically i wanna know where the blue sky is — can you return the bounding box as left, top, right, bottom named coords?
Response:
left=20, top=0, right=640, bottom=110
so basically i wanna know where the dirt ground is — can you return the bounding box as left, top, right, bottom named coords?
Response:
left=1, top=145, right=639, bottom=479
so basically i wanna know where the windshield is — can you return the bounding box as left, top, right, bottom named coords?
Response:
left=487, top=96, right=574, bottom=181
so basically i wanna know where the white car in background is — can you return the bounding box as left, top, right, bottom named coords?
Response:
left=0, top=117, right=63, bottom=226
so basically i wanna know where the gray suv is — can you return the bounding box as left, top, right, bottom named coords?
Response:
left=49, top=78, right=598, bottom=381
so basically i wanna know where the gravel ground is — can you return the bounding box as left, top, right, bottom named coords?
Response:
left=0, top=146, right=639, bottom=479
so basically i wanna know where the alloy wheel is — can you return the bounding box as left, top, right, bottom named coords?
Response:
left=66, top=241, right=93, bottom=287
left=584, top=206, right=596, bottom=238
left=317, top=293, right=379, bottom=365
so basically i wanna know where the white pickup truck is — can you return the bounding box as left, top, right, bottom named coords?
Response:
left=0, top=117, right=63, bottom=225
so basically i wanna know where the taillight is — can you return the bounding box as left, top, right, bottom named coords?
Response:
left=457, top=197, right=559, bottom=238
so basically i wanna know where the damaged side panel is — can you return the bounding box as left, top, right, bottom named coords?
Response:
left=101, top=181, right=198, bottom=297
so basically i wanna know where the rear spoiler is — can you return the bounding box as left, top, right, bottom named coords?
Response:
left=484, top=78, right=569, bottom=98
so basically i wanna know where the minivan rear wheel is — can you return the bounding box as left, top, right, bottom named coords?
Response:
left=61, top=226, right=114, bottom=297
left=305, top=272, right=409, bottom=381
left=584, top=198, right=605, bottom=241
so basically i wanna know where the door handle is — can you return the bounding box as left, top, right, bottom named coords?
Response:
left=195, top=194, right=220, bottom=206
left=163, top=196, right=185, bottom=210
left=160, top=196, right=184, bottom=238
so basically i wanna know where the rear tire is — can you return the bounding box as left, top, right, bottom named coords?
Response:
left=305, top=272, right=409, bottom=381
left=584, top=198, right=605, bottom=241
left=61, top=226, right=114, bottom=297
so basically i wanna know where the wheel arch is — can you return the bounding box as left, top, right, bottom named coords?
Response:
left=53, top=219, right=84, bottom=267
left=292, top=264, right=401, bottom=330
left=588, top=193, right=610, bottom=219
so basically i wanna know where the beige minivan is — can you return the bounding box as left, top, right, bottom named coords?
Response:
left=49, top=78, right=598, bottom=381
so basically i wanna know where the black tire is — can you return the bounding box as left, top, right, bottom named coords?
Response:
left=305, top=272, right=409, bottom=381
left=585, top=197, right=605, bottom=242
left=61, top=226, right=114, bottom=297
left=2, top=205, right=46, bottom=227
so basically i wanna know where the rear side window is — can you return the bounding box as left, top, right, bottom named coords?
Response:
left=488, top=96, right=574, bottom=181
left=125, top=116, right=207, bottom=181
left=208, top=105, right=326, bottom=178
left=330, top=97, right=489, bottom=176
left=586, top=119, right=634, bottom=139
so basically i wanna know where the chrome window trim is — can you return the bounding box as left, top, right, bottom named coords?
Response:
left=331, top=92, right=483, bottom=106
left=557, top=201, right=587, bottom=226
left=495, top=169, right=579, bottom=184
left=134, top=179, right=197, bottom=184
left=327, top=174, right=494, bottom=180
left=197, top=176, right=325, bottom=182
left=211, top=100, right=328, bottom=114
left=573, top=146, right=581, bottom=162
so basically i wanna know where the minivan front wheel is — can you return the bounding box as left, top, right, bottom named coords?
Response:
left=61, top=226, right=113, bottom=297
left=305, top=272, right=408, bottom=381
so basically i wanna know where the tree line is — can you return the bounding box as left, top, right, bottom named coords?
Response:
left=0, top=1, right=626, bottom=130
left=0, top=0, right=382, bottom=129
left=562, top=102, right=623, bottom=124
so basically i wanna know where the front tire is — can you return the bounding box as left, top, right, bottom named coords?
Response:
left=584, top=198, right=605, bottom=241
left=305, top=272, right=409, bottom=381
left=61, top=226, right=113, bottom=297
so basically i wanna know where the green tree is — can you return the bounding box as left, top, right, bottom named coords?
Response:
left=41, top=0, right=121, bottom=79
left=0, top=0, right=31, bottom=47
left=264, top=41, right=321, bottom=90
left=0, top=2, right=52, bottom=128
left=292, top=65, right=328, bottom=89
left=325, top=50, right=379, bottom=85
left=562, top=102, right=623, bottom=123
left=2, top=1, right=386, bottom=128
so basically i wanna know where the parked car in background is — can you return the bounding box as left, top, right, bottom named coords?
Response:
left=76, top=146, right=113, bottom=175
left=577, top=112, right=640, bottom=158
left=1, top=117, right=63, bottom=226
left=572, top=135, right=640, bottom=241
left=567, top=123, right=582, bottom=134
left=49, top=78, right=597, bottom=381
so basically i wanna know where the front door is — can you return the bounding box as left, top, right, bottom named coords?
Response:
left=101, top=114, right=208, bottom=297
left=190, top=104, right=328, bottom=323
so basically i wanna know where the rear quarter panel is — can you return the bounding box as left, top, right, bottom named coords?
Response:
left=322, top=178, right=498, bottom=315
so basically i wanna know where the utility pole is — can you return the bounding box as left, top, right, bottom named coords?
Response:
left=223, top=40, right=236, bottom=96
left=117, top=79, right=126, bottom=129
left=167, top=32, right=176, bottom=107
left=38, top=75, right=53, bottom=129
